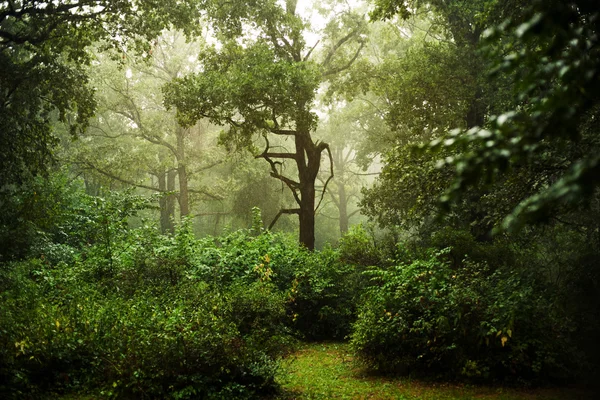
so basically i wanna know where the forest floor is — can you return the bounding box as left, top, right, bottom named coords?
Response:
left=272, top=342, right=596, bottom=400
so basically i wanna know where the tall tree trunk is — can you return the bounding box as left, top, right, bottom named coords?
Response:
left=338, top=182, right=349, bottom=235
left=178, top=165, right=189, bottom=217
left=176, top=127, right=189, bottom=218
left=166, top=169, right=177, bottom=232
left=83, top=174, right=101, bottom=196
left=158, top=172, right=170, bottom=234
left=157, top=170, right=176, bottom=234
left=296, top=131, right=322, bottom=250
left=299, top=183, right=316, bottom=250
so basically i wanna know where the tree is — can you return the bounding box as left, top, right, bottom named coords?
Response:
left=315, top=101, right=382, bottom=236
left=427, top=0, right=600, bottom=232
left=165, top=0, right=367, bottom=249
left=0, top=0, right=203, bottom=187
left=358, top=0, right=524, bottom=238
left=368, top=0, right=600, bottom=236
left=72, top=33, right=224, bottom=233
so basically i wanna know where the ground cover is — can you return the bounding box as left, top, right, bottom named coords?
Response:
left=274, top=343, right=594, bottom=400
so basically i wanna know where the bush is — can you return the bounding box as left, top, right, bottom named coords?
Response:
left=0, top=256, right=291, bottom=399
left=0, top=203, right=366, bottom=397
left=288, top=247, right=362, bottom=340
left=350, top=248, right=579, bottom=382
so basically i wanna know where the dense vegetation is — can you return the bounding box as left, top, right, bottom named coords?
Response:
left=1, top=0, right=599, bottom=398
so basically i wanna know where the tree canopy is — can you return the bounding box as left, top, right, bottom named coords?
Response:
left=165, top=0, right=367, bottom=249
left=0, top=0, right=203, bottom=186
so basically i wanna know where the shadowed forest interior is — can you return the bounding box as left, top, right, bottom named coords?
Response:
left=1, top=0, right=599, bottom=398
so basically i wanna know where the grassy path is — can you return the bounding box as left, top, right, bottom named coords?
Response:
left=274, top=343, right=593, bottom=400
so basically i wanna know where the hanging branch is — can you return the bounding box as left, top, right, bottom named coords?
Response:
left=256, top=135, right=302, bottom=205
left=268, top=208, right=301, bottom=230
left=315, top=142, right=334, bottom=212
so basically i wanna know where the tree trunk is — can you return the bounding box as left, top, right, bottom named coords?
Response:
left=299, top=183, right=316, bottom=250
left=338, top=182, right=349, bottom=235
left=158, top=172, right=169, bottom=234
left=178, top=165, right=189, bottom=217
left=176, top=127, right=189, bottom=218
left=166, top=169, right=177, bottom=232
left=296, top=131, right=321, bottom=250
left=157, top=170, right=176, bottom=234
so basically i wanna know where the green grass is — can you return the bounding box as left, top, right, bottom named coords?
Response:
left=273, top=342, right=594, bottom=400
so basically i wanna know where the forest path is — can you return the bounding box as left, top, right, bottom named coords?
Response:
left=272, top=342, right=591, bottom=400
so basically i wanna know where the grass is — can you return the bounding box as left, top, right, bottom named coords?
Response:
left=272, top=342, right=595, bottom=400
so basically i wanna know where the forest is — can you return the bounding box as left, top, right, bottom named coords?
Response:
left=1, top=0, right=599, bottom=398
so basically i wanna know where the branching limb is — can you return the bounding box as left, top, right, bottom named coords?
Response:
left=315, top=143, right=334, bottom=212
left=256, top=136, right=302, bottom=205
left=188, top=188, right=224, bottom=200
left=79, top=161, right=164, bottom=192
left=348, top=209, right=360, bottom=218
left=269, top=128, right=298, bottom=136
left=268, top=208, right=300, bottom=230
left=323, top=41, right=365, bottom=77
left=322, top=24, right=362, bottom=68
left=303, top=40, right=320, bottom=61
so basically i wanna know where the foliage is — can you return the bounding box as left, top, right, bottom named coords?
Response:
left=0, top=262, right=290, bottom=398
left=164, top=0, right=367, bottom=249
left=0, top=171, right=151, bottom=264
left=359, top=1, right=517, bottom=238
left=0, top=0, right=203, bottom=187
left=350, top=248, right=580, bottom=382
left=0, top=198, right=367, bottom=397
left=422, top=0, right=600, bottom=232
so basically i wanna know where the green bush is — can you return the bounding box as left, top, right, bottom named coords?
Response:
left=288, top=247, right=362, bottom=340
left=350, top=248, right=579, bottom=382
left=0, top=259, right=291, bottom=398
left=183, top=228, right=362, bottom=341
left=0, top=202, right=367, bottom=397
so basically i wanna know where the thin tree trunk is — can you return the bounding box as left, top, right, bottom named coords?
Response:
left=158, top=171, right=176, bottom=234
left=176, top=127, right=189, bottom=218
left=166, top=169, right=177, bottom=233
left=338, top=182, right=349, bottom=235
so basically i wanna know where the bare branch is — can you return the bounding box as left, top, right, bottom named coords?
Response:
left=322, top=41, right=365, bottom=77
left=348, top=209, right=360, bottom=218
left=259, top=152, right=298, bottom=160
left=257, top=136, right=302, bottom=204
left=315, top=143, right=334, bottom=212
left=188, top=188, right=224, bottom=200
left=322, top=24, right=362, bottom=68
left=269, top=128, right=297, bottom=136
left=193, top=212, right=231, bottom=217
left=79, top=161, right=164, bottom=192
left=303, top=40, right=320, bottom=61
left=268, top=208, right=300, bottom=230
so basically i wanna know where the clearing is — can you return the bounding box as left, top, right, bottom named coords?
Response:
left=274, top=342, right=595, bottom=400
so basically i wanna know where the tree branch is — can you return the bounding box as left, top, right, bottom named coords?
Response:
left=268, top=208, right=300, bottom=230
left=322, top=41, right=365, bottom=77
left=315, top=143, right=334, bottom=212
left=303, top=40, right=320, bottom=61
left=80, top=161, right=164, bottom=192
left=257, top=136, right=302, bottom=204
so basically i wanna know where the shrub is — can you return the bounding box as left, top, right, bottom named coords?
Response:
left=288, top=247, right=362, bottom=340
left=350, top=248, right=579, bottom=382
left=0, top=260, right=291, bottom=398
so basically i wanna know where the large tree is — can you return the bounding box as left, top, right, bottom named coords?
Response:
left=358, top=0, right=524, bottom=238
left=368, top=0, right=600, bottom=235
left=0, top=0, right=203, bottom=187
left=72, top=34, right=225, bottom=233
left=165, top=0, right=367, bottom=249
